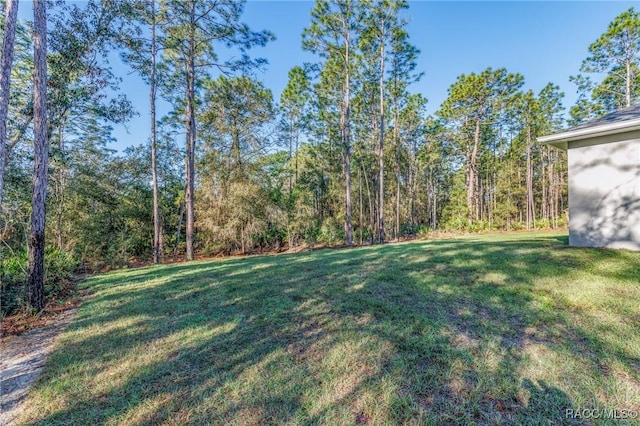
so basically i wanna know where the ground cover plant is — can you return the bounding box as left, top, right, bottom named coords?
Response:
left=15, top=232, right=640, bottom=425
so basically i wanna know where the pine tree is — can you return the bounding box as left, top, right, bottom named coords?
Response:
left=161, top=0, right=273, bottom=260
left=119, top=0, right=164, bottom=263
left=439, top=68, right=523, bottom=225
left=27, top=0, right=48, bottom=311
left=303, top=0, right=365, bottom=246
left=570, top=8, right=640, bottom=122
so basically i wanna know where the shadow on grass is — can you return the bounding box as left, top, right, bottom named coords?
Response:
left=22, top=234, right=639, bottom=425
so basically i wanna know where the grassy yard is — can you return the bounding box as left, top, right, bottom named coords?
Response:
left=16, top=232, right=640, bottom=425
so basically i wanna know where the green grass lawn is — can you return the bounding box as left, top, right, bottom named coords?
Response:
left=17, top=232, right=640, bottom=425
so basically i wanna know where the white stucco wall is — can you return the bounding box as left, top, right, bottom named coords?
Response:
left=567, top=133, right=640, bottom=250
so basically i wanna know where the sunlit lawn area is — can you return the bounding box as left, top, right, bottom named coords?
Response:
left=16, top=232, right=640, bottom=425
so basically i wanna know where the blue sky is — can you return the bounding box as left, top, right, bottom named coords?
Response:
left=17, top=1, right=639, bottom=151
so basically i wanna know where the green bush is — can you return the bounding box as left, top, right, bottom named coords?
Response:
left=302, top=225, right=319, bottom=247
left=44, top=247, right=78, bottom=294
left=318, top=217, right=344, bottom=245
left=510, top=221, right=526, bottom=231
left=443, top=215, right=468, bottom=232
left=536, top=218, right=552, bottom=229
left=417, top=225, right=433, bottom=239
left=1, top=249, right=29, bottom=315
left=357, top=226, right=373, bottom=243
left=257, top=223, right=287, bottom=250
left=468, top=220, right=489, bottom=233
left=1, top=247, right=78, bottom=317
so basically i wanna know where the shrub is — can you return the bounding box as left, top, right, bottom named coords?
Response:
left=467, top=220, right=489, bottom=233
left=318, top=217, right=344, bottom=245
left=417, top=225, right=433, bottom=240
left=1, top=247, right=78, bottom=317
left=1, top=249, right=29, bottom=315
left=442, top=215, right=467, bottom=232
left=44, top=247, right=78, bottom=294
left=510, top=221, right=526, bottom=231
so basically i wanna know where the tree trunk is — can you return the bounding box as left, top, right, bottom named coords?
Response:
left=295, top=126, right=299, bottom=183
left=626, top=57, right=632, bottom=108
left=409, top=142, right=416, bottom=235
left=476, top=177, right=481, bottom=221
left=526, top=140, right=531, bottom=231
left=27, top=0, right=48, bottom=311
left=432, top=178, right=437, bottom=232
left=559, top=156, right=565, bottom=216
left=490, top=171, right=494, bottom=225
left=287, top=121, right=292, bottom=246
left=342, top=32, right=352, bottom=246
left=150, top=0, right=162, bottom=264
left=526, top=121, right=535, bottom=230
left=378, top=40, right=385, bottom=243
left=548, top=148, right=557, bottom=229
left=344, top=147, right=353, bottom=245
left=173, top=199, right=184, bottom=262
left=158, top=215, right=164, bottom=260
left=185, top=0, right=196, bottom=261
left=363, top=164, right=374, bottom=244
left=467, top=118, right=481, bottom=224
left=241, top=224, right=245, bottom=254
left=393, top=99, right=401, bottom=240
left=0, top=0, right=19, bottom=211
left=359, top=167, right=363, bottom=245
left=55, top=123, right=65, bottom=250
left=541, top=146, right=548, bottom=221
left=507, top=160, right=512, bottom=231
left=288, top=116, right=293, bottom=194
left=395, top=171, right=400, bottom=240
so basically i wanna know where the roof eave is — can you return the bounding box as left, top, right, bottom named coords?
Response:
left=542, top=139, right=568, bottom=150
left=537, top=118, right=640, bottom=150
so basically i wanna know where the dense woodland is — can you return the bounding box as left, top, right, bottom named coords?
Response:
left=1, top=1, right=638, bottom=313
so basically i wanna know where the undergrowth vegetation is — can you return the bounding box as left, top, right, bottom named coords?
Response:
left=0, top=248, right=77, bottom=316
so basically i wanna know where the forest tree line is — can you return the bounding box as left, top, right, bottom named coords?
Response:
left=1, top=1, right=638, bottom=312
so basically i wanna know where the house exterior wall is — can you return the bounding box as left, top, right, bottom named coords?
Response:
left=567, top=134, right=640, bottom=250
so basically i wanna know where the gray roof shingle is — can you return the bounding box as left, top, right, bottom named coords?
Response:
left=567, top=103, right=640, bottom=132
left=538, top=103, right=640, bottom=149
